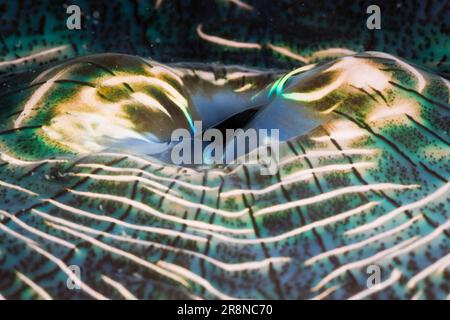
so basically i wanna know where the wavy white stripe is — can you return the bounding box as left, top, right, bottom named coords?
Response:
left=44, top=198, right=207, bottom=243
left=310, top=286, right=339, bottom=300
left=254, top=183, right=419, bottom=217
left=0, top=209, right=75, bottom=249
left=16, top=271, right=53, bottom=300
left=279, top=149, right=377, bottom=166
left=67, top=189, right=252, bottom=234
left=0, top=222, right=38, bottom=246
left=157, top=261, right=237, bottom=300
left=227, top=0, right=253, bottom=10
left=411, top=290, right=423, bottom=300
left=0, top=222, right=107, bottom=299
left=346, top=182, right=449, bottom=235
left=101, top=275, right=137, bottom=300
left=144, top=186, right=248, bottom=218
left=71, top=172, right=179, bottom=194
left=196, top=24, right=261, bottom=50
left=34, top=208, right=288, bottom=273
left=47, top=221, right=190, bottom=288
left=14, top=64, right=74, bottom=128
left=77, top=163, right=218, bottom=192
left=0, top=153, right=67, bottom=166
left=0, top=46, right=68, bottom=68
left=384, top=218, right=450, bottom=261
left=267, top=43, right=308, bottom=63
left=311, top=237, right=418, bottom=292
left=407, top=253, right=450, bottom=289
left=93, top=152, right=200, bottom=176
left=0, top=179, right=38, bottom=196
left=348, top=269, right=402, bottom=300
left=199, top=202, right=378, bottom=245
left=221, top=162, right=374, bottom=198
left=305, top=215, right=422, bottom=266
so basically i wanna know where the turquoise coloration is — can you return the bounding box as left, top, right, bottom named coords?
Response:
left=0, top=0, right=448, bottom=300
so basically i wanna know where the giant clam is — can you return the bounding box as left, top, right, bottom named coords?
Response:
left=0, top=0, right=449, bottom=300
left=0, top=50, right=448, bottom=299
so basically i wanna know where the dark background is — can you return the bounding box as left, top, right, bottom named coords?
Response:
left=0, top=0, right=448, bottom=73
